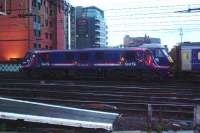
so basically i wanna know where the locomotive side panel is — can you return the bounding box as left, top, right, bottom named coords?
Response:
left=191, top=49, right=200, bottom=72
left=20, top=48, right=170, bottom=80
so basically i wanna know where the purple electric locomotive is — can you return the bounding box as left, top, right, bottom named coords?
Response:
left=21, top=48, right=171, bottom=79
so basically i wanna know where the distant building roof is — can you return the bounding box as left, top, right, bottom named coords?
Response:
left=180, top=42, right=200, bottom=46
left=124, top=35, right=161, bottom=47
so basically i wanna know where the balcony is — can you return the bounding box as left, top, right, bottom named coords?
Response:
left=95, top=22, right=101, bottom=27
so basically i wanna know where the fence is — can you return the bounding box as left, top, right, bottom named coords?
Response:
left=0, top=63, right=21, bottom=72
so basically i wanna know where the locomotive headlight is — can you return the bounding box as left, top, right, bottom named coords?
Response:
left=168, top=56, right=174, bottom=63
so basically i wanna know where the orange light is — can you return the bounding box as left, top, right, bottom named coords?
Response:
left=0, top=12, right=28, bottom=61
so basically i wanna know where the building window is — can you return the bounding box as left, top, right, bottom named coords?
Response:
left=34, top=30, right=41, bottom=37
left=38, top=16, right=41, bottom=23
left=49, top=33, right=53, bottom=40
left=50, top=10, right=53, bottom=16
left=45, top=19, right=48, bottom=27
left=33, top=43, right=37, bottom=48
left=58, top=3, right=61, bottom=13
left=32, top=0, right=37, bottom=7
left=38, top=2, right=41, bottom=10
left=45, top=32, right=48, bottom=39
left=45, top=45, right=48, bottom=49
left=34, top=16, right=37, bottom=22
left=46, top=7, right=48, bottom=14
left=49, top=3, right=52, bottom=9
left=34, top=30, right=37, bottom=36
left=34, top=15, right=41, bottom=23
left=49, top=21, right=53, bottom=27
left=38, top=30, right=41, bottom=37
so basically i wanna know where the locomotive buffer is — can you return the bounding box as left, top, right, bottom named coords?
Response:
left=0, top=97, right=119, bottom=131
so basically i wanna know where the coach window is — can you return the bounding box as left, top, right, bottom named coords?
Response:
left=182, top=52, right=189, bottom=61
left=65, top=52, right=74, bottom=62
left=198, top=52, right=200, bottom=60
left=95, top=52, right=104, bottom=61
left=80, top=53, right=88, bottom=61
left=40, top=53, right=49, bottom=63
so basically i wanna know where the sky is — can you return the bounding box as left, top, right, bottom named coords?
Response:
left=69, top=0, right=200, bottom=49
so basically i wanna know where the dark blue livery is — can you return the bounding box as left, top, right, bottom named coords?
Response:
left=21, top=48, right=171, bottom=79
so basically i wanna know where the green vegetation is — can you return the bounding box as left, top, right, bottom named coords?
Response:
left=0, top=123, right=7, bottom=131
left=144, top=120, right=170, bottom=133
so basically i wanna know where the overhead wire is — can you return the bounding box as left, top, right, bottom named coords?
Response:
left=1, top=1, right=200, bottom=43
left=105, top=3, right=200, bottom=11
left=108, top=28, right=200, bottom=33
left=106, top=9, right=200, bottom=18
left=106, top=14, right=200, bottom=20
left=104, top=3, right=200, bottom=36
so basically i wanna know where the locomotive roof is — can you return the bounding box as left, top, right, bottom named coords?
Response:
left=33, top=48, right=148, bottom=53
left=138, top=43, right=165, bottom=48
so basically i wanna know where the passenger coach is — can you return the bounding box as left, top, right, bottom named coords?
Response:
left=21, top=48, right=170, bottom=79
left=176, top=42, right=200, bottom=77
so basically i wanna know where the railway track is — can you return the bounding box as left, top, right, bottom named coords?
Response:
left=0, top=80, right=198, bottom=121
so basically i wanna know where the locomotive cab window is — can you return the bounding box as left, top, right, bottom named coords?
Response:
left=40, top=53, right=49, bottom=62
left=155, top=49, right=165, bottom=58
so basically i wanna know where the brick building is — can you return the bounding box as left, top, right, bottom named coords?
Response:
left=0, top=0, right=70, bottom=61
